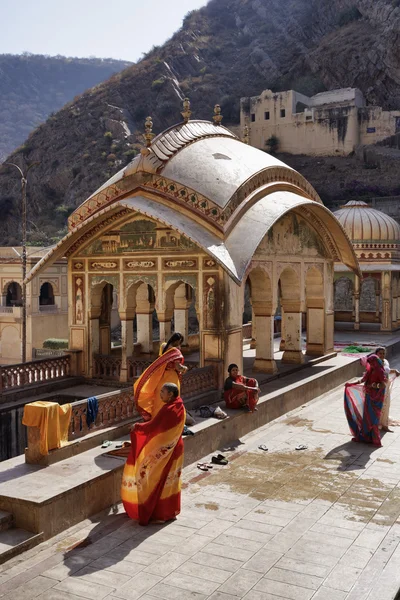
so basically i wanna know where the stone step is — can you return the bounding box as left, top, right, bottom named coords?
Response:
left=0, top=510, right=13, bottom=532
left=0, top=528, right=43, bottom=565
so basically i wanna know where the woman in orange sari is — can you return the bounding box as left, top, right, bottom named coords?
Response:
left=134, top=332, right=188, bottom=421
left=121, top=383, right=185, bottom=525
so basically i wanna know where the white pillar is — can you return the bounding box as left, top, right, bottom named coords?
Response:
left=282, top=306, right=304, bottom=364
left=120, top=317, right=134, bottom=382
left=136, top=312, right=153, bottom=353
left=253, top=314, right=277, bottom=373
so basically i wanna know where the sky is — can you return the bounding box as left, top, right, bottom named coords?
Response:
left=1, top=0, right=208, bottom=62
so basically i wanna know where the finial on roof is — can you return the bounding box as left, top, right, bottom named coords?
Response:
left=243, top=123, right=249, bottom=145
left=213, top=104, right=223, bottom=126
left=144, top=116, right=155, bottom=147
left=181, top=98, right=192, bottom=124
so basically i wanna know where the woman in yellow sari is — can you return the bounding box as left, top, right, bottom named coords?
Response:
left=134, top=332, right=187, bottom=421
left=121, top=383, right=185, bottom=525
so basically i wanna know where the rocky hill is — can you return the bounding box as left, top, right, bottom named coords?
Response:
left=0, top=54, right=132, bottom=160
left=1, top=0, right=400, bottom=245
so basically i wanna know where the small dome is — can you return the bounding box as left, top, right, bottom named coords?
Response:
left=333, top=200, right=400, bottom=243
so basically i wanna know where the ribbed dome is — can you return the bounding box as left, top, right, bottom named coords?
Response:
left=333, top=201, right=400, bottom=243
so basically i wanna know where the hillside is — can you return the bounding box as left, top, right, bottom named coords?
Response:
left=0, top=54, right=132, bottom=159
left=1, top=0, right=400, bottom=245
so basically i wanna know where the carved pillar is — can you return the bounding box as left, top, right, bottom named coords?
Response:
left=281, top=301, right=304, bottom=364
left=252, top=300, right=277, bottom=373
left=354, top=275, right=360, bottom=331
left=120, top=310, right=134, bottom=383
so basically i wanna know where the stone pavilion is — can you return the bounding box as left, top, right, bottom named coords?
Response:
left=334, top=200, right=400, bottom=331
left=26, top=102, right=359, bottom=386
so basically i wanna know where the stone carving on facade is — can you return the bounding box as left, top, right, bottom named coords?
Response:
left=74, top=276, right=84, bottom=325
left=90, top=261, right=119, bottom=270
left=203, top=258, right=217, bottom=269
left=203, top=274, right=219, bottom=329
left=66, top=209, right=131, bottom=257
left=90, top=275, right=119, bottom=292
left=124, top=259, right=156, bottom=270
left=73, top=262, right=84, bottom=270
left=163, top=259, right=197, bottom=269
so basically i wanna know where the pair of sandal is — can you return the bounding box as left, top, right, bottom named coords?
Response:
left=197, top=454, right=228, bottom=471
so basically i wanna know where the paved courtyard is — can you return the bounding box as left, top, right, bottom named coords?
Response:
left=2, top=367, right=400, bottom=600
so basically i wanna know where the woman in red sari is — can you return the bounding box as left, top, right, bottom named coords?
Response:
left=344, top=354, right=386, bottom=447
left=134, top=332, right=188, bottom=421
left=121, top=383, right=185, bottom=525
left=224, top=364, right=260, bottom=412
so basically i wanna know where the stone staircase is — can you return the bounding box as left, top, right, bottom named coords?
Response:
left=0, top=510, right=43, bottom=565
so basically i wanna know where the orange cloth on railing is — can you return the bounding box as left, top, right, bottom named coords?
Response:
left=22, top=401, right=72, bottom=455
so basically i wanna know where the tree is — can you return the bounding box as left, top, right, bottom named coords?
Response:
left=266, top=135, right=279, bottom=154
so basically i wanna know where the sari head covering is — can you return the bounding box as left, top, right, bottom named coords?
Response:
left=344, top=353, right=385, bottom=447
left=121, top=392, right=185, bottom=525
left=134, top=333, right=184, bottom=421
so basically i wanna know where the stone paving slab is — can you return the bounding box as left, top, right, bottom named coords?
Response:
left=3, top=362, right=400, bottom=599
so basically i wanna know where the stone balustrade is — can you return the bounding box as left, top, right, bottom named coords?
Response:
left=68, top=389, right=135, bottom=440
left=0, top=355, right=71, bottom=392
left=24, top=363, right=219, bottom=465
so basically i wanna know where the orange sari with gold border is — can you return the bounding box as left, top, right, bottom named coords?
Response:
left=121, top=396, right=185, bottom=525
left=134, top=347, right=184, bottom=421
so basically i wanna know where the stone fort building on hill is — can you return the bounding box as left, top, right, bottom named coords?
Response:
left=241, top=87, right=400, bottom=156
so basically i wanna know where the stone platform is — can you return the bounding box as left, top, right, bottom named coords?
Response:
left=1, top=357, right=400, bottom=599
left=0, top=352, right=362, bottom=546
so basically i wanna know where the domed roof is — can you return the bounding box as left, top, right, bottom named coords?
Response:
left=333, top=201, right=400, bottom=243
left=25, top=116, right=360, bottom=283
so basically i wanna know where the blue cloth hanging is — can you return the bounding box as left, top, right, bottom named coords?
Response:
left=86, top=397, right=99, bottom=427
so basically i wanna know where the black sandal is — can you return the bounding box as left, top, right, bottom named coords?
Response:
left=211, top=455, right=228, bottom=465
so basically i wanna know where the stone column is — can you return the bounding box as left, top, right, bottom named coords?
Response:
left=354, top=275, right=360, bottom=331
left=279, top=308, right=285, bottom=351
left=381, top=271, right=392, bottom=331
left=252, top=301, right=277, bottom=373
left=281, top=302, right=304, bottom=364
left=306, top=299, right=325, bottom=357
left=136, top=312, right=153, bottom=353
left=88, top=315, right=100, bottom=378
left=250, top=306, right=257, bottom=350
left=120, top=311, right=134, bottom=383
left=174, top=284, right=191, bottom=344
left=158, top=313, right=173, bottom=344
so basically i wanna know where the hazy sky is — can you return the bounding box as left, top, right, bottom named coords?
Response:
left=1, top=0, right=208, bottom=62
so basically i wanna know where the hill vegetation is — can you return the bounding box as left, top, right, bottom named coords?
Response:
left=1, top=0, right=400, bottom=244
left=0, top=53, right=132, bottom=159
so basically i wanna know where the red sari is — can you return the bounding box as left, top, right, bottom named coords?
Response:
left=224, top=375, right=259, bottom=412
left=134, top=347, right=184, bottom=421
left=121, top=396, right=185, bottom=525
left=344, top=354, right=385, bottom=447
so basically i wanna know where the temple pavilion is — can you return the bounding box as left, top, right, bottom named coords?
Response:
left=333, top=200, right=400, bottom=331
left=26, top=102, right=359, bottom=388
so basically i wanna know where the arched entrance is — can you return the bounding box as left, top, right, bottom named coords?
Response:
left=246, top=267, right=276, bottom=373
left=5, top=282, right=22, bottom=307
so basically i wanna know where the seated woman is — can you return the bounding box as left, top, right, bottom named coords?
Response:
left=134, top=332, right=188, bottom=421
left=224, top=363, right=260, bottom=412
left=121, top=383, right=186, bottom=525
left=344, top=353, right=386, bottom=447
